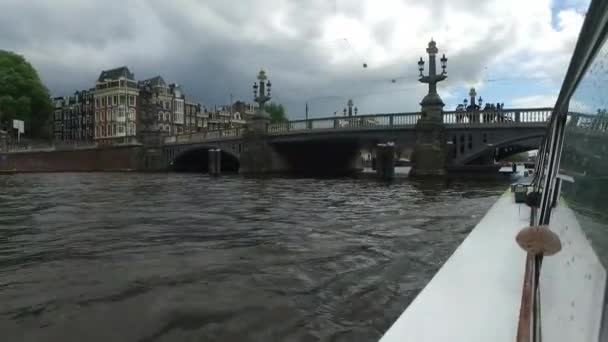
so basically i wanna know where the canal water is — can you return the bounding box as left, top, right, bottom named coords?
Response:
left=0, top=173, right=508, bottom=342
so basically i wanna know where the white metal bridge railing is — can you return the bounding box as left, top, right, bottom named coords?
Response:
left=162, top=107, right=557, bottom=144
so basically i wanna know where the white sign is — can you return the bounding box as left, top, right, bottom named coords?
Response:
left=13, top=120, right=24, bottom=134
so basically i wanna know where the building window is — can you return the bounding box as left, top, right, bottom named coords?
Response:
left=95, top=98, right=100, bottom=107
left=119, top=107, right=125, bottom=118
left=95, top=111, right=99, bottom=121
left=101, top=97, right=106, bottom=107
left=129, top=95, right=135, bottom=106
left=120, top=80, right=126, bottom=87
left=113, top=109, right=118, bottom=121
left=102, top=126, right=106, bottom=136
left=106, top=96, right=111, bottom=106
left=113, top=96, right=118, bottom=105
left=119, top=125, right=125, bottom=134
left=113, top=124, right=117, bottom=136
left=129, top=108, right=135, bottom=120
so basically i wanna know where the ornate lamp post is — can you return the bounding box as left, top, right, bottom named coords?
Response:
left=410, top=40, right=449, bottom=177
left=458, top=87, right=483, bottom=123
left=417, top=40, right=448, bottom=121
left=248, top=69, right=272, bottom=133
left=462, top=88, right=483, bottom=111
left=343, top=99, right=358, bottom=117
left=253, top=69, right=271, bottom=115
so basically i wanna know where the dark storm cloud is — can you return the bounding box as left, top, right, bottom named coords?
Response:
left=0, top=0, right=586, bottom=118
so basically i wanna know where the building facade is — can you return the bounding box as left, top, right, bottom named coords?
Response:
left=137, top=76, right=193, bottom=135
left=53, top=66, right=209, bottom=145
left=53, top=97, right=65, bottom=141
left=169, top=83, right=185, bottom=134
left=205, top=103, right=249, bottom=131
left=93, top=66, right=139, bottom=144
left=184, top=101, right=202, bottom=133
left=52, top=90, right=95, bottom=143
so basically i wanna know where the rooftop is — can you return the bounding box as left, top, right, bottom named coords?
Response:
left=139, top=75, right=166, bottom=88
left=97, top=66, right=134, bottom=82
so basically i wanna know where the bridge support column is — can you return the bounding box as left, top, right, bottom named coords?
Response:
left=239, top=69, right=288, bottom=174
left=410, top=105, right=447, bottom=177
left=410, top=40, right=448, bottom=177
left=208, top=149, right=222, bottom=175
left=239, top=130, right=288, bottom=174
left=376, top=143, right=395, bottom=180
left=141, top=130, right=166, bottom=171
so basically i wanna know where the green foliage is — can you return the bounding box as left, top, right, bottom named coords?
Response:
left=265, top=102, right=288, bottom=123
left=0, top=50, right=52, bottom=139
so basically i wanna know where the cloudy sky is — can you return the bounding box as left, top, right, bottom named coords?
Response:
left=0, top=0, right=590, bottom=119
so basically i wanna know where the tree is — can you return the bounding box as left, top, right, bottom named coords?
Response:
left=0, top=50, right=52, bottom=139
left=265, top=102, right=288, bottom=123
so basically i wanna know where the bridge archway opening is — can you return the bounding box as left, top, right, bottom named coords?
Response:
left=466, top=144, right=540, bottom=165
left=456, top=134, right=544, bottom=166
left=273, top=140, right=361, bottom=176
left=171, top=147, right=239, bottom=173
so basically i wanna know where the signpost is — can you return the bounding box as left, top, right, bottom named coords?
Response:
left=13, top=120, right=24, bottom=143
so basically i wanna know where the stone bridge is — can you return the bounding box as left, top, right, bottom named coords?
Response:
left=159, top=107, right=560, bottom=174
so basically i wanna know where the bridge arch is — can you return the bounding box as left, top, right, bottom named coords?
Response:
left=170, top=145, right=240, bottom=173
left=456, top=133, right=544, bottom=165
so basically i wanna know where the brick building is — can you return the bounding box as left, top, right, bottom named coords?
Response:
left=53, top=66, right=208, bottom=145
left=52, top=90, right=95, bottom=143
left=137, top=76, right=191, bottom=135
left=184, top=101, right=202, bottom=133
left=93, top=66, right=139, bottom=144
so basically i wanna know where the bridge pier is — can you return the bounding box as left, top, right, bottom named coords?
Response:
left=410, top=40, right=448, bottom=177
left=410, top=120, right=447, bottom=176
left=239, top=130, right=289, bottom=174
left=208, top=149, right=222, bottom=175
left=376, top=143, right=395, bottom=180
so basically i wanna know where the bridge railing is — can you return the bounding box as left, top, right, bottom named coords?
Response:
left=163, top=107, right=557, bottom=143
left=442, top=107, right=554, bottom=124
left=267, top=112, right=421, bottom=134
left=164, top=128, right=243, bottom=144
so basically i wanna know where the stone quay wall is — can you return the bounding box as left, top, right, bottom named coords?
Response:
left=0, top=145, right=144, bottom=172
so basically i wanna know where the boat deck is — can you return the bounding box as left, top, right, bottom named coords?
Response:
left=381, top=191, right=530, bottom=341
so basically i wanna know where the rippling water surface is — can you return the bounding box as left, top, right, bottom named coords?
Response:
left=0, top=173, right=508, bottom=342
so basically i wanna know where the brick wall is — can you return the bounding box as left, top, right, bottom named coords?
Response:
left=0, top=145, right=144, bottom=172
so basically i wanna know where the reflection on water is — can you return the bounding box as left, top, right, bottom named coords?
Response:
left=0, top=173, right=507, bottom=342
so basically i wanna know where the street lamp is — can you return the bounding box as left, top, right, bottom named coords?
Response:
left=344, top=99, right=356, bottom=117
left=418, top=39, right=448, bottom=121
left=253, top=69, right=271, bottom=111
left=440, top=54, right=448, bottom=74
